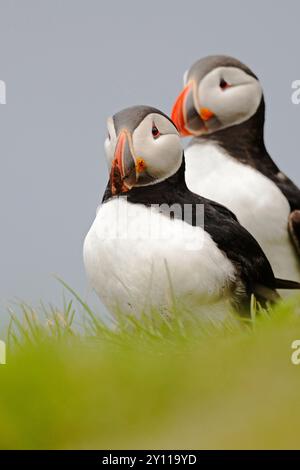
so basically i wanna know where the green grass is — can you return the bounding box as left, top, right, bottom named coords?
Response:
left=1, top=286, right=300, bottom=450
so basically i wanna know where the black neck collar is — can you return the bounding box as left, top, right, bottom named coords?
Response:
left=102, top=156, right=188, bottom=204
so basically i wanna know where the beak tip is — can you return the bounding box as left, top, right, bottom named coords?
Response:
left=110, top=131, right=137, bottom=195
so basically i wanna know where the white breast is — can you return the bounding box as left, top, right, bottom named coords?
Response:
left=83, top=197, right=237, bottom=318
left=185, top=141, right=300, bottom=285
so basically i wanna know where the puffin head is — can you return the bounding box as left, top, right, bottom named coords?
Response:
left=105, top=105, right=182, bottom=195
left=171, top=55, right=263, bottom=137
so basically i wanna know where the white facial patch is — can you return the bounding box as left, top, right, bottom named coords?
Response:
left=132, top=113, right=182, bottom=185
left=198, top=66, right=263, bottom=129
left=183, top=69, right=189, bottom=86
left=104, top=116, right=117, bottom=169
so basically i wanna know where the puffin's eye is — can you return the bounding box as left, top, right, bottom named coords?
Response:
left=152, top=125, right=160, bottom=139
left=220, top=78, right=230, bottom=90
left=107, top=131, right=111, bottom=140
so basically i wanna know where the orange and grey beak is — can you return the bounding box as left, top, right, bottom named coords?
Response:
left=110, top=130, right=137, bottom=196
left=171, top=81, right=214, bottom=136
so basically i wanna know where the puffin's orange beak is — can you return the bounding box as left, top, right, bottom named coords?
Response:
left=171, top=81, right=215, bottom=136
left=110, top=130, right=137, bottom=195
left=171, top=82, right=194, bottom=136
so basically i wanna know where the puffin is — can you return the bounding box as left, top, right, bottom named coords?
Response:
left=83, top=105, right=299, bottom=320
left=171, top=55, right=300, bottom=289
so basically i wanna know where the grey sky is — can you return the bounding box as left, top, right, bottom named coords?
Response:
left=1, top=0, right=300, bottom=317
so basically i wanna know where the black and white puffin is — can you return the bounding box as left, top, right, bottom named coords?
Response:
left=171, top=55, right=300, bottom=289
left=83, top=105, right=298, bottom=319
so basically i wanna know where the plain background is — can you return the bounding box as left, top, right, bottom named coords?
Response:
left=1, top=0, right=300, bottom=318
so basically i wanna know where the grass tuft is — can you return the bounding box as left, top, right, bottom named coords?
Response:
left=1, top=286, right=300, bottom=449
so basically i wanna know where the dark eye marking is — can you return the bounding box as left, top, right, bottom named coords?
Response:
left=107, top=131, right=111, bottom=140
left=220, top=78, right=230, bottom=90
left=152, top=124, right=161, bottom=139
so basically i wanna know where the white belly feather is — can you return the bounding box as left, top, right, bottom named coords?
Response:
left=83, top=198, right=237, bottom=318
left=185, top=141, right=300, bottom=285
